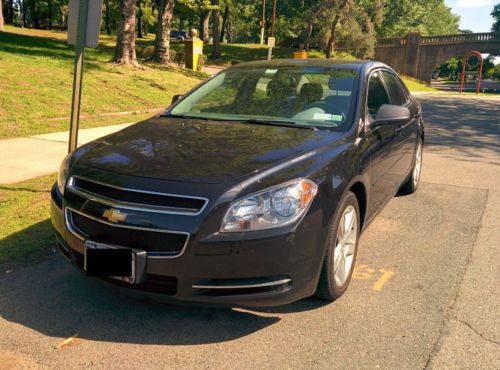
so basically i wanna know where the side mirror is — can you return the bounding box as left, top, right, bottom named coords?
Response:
left=171, top=94, right=182, bottom=105
left=372, top=104, right=411, bottom=126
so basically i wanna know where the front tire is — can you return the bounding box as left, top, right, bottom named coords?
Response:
left=401, top=138, right=423, bottom=194
left=316, top=191, right=360, bottom=301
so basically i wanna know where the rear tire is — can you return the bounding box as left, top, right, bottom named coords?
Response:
left=316, top=191, right=360, bottom=301
left=401, top=138, right=423, bottom=194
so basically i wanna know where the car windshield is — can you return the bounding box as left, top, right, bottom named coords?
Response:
left=169, top=66, right=359, bottom=131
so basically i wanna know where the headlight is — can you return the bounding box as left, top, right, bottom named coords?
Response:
left=57, top=154, right=71, bottom=196
left=221, top=179, right=317, bottom=232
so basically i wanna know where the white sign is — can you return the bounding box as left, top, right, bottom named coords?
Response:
left=67, top=0, right=103, bottom=48
left=267, top=37, right=276, bottom=48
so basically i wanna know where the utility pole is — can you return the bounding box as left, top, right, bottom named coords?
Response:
left=267, top=0, right=277, bottom=60
left=260, top=0, right=266, bottom=45
left=271, top=0, right=276, bottom=37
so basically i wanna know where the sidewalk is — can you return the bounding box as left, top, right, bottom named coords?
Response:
left=0, top=123, right=134, bottom=184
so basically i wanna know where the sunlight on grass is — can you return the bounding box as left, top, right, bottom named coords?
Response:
left=401, top=76, right=438, bottom=92
left=0, top=174, right=56, bottom=266
left=0, top=26, right=205, bottom=139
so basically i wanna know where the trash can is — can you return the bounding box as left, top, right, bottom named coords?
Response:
left=185, top=38, right=204, bottom=71
left=293, top=50, right=308, bottom=59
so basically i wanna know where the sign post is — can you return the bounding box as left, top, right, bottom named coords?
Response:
left=67, top=0, right=103, bottom=153
left=267, top=36, right=275, bottom=61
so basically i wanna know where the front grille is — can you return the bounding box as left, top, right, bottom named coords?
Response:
left=69, top=176, right=208, bottom=215
left=67, top=209, right=188, bottom=256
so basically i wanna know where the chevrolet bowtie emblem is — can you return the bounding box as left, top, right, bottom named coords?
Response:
left=102, top=209, right=128, bottom=223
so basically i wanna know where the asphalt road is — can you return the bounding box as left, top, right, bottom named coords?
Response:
left=0, top=95, right=499, bottom=369
left=431, top=80, right=500, bottom=93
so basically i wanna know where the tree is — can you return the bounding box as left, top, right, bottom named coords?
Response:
left=153, top=0, right=175, bottom=63
left=211, top=0, right=220, bottom=58
left=114, top=0, right=140, bottom=67
left=0, top=0, right=4, bottom=32
left=492, top=3, right=500, bottom=32
left=326, top=0, right=349, bottom=58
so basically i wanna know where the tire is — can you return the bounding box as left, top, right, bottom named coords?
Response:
left=401, top=138, right=423, bottom=194
left=316, top=191, right=360, bottom=301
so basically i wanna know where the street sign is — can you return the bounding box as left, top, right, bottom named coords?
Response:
left=267, top=37, right=276, bottom=48
left=66, top=0, right=102, bottom=153
left=67, top=0, right=103, bottom=48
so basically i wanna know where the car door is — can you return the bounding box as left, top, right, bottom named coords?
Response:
left=381, top=70, right=419, bottom=181
left=364, top=70, right=403, bottom=218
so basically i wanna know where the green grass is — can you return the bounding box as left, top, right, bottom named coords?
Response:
left=170, top=43, right=351, bottom=66
left=401, top=76, right=438, bottom=92
left=0, top=174, right=56, bottom=267
left=0, top=26, right=206, bottom=139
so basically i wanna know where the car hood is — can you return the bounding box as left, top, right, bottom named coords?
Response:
left=73, top=117, right=343, bottom=184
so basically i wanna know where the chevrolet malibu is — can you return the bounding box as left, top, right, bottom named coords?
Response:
left=51, top=59, right=424, bottom=307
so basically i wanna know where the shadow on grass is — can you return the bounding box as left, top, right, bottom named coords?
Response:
left=0, top=219, right=54, bottom=268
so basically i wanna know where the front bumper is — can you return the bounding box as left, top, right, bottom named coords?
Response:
left=51, top=183, right=327, bottom=307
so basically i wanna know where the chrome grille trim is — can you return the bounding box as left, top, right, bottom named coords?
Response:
left=192, top=278, right=292, bottom=290
left=67, top=176, right=209, bottom=216
left=64, top=207, right=190, bottom=259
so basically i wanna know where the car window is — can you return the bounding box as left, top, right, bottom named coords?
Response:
left=367, top=71, right=390, bottom=116
left=171, top=67, right=359, bottom=131
left=382, top=71, right=408, bottom=106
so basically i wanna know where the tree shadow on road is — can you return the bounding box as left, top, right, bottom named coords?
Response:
left=417, top=96, right=500, bottom=157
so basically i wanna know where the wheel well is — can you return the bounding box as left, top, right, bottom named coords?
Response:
left=349, top=182, right=367, bottom=231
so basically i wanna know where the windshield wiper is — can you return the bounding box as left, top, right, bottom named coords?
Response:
left=237, top=119, right=316, bottom=130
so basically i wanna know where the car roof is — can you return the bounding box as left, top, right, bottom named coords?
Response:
left=228, top=59, right=388, bottom=72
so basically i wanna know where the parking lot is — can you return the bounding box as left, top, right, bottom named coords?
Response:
left=0, top=95, right=499, bottom=369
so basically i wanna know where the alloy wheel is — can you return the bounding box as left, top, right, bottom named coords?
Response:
left=334, top=205, right=358, bottom=286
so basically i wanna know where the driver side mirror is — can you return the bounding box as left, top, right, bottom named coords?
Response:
left=171, top=94, right=182, bottom=105
left=372, top=104, right=411, bottom=127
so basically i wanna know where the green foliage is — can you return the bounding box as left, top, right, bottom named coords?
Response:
left=492, top=3, right=500, bottom=32
left=378, top=0, right=460, bottom=36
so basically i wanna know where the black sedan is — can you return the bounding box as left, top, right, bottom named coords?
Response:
left=51, top=59, right=424, bottom=307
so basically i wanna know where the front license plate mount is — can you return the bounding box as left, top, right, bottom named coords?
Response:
left=84, top=241, right=147, bottom=284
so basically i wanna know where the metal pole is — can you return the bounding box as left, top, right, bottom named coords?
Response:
left=271, top=0, right=276, bottom=37
left=459, top=52, right=467, bottom=95
left=68, top=0, right=89, bottom=153
left=260, top=0, right=266, bottom=45
left=476, top=52, right=483, bottom=95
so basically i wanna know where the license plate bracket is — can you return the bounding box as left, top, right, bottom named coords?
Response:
left=84, top=241, right=146, bottom=284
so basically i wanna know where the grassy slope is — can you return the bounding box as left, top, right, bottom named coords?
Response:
left=0, top=26, right=205, bottom=139
left=401, top=76, right=437, bottom=92
left=0, top=174, right=56, bottom=267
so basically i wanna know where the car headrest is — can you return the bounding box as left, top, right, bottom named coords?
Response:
left=298, top=83, right=323, bottom=102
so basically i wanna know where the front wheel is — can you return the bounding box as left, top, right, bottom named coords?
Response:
left=316, top=191, right=360, bottom=301
left=401, top=138, right=423, bottom=194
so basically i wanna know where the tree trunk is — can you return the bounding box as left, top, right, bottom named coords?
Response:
left=48, top=0, right=52, bottom=29
left=304, top=21, right=313, bottom=51
left=0, top=0, right=4, bottom=31
left=114, top=0, right=140, bottom=67
left=153, top=0, right=174, bottom=64
left=211, top=0, right=220, bottom=58
left=199, top=10, right=210, bottom=43
left=105, top=0, right=111, bottom=35
left=137, top=0, right=143, bottom=38
left=220, top=4, right=229, bottom=43
left=7, top=0, right=14, bottom=24
left=326, top=0, right=348, bottom=59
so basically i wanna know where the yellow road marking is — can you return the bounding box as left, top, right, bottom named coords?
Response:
left=373, top=269, right=395, bottom=291
left=57, top=334, right=80, bottom=348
